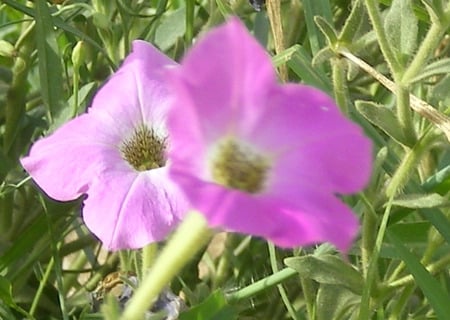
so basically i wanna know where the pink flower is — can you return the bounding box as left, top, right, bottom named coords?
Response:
left=166, top=18, right=372, bottom=252
left=21, top=41, right=187, bottom=250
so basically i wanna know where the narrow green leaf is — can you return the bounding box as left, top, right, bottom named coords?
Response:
left=384, top=0, right=418, bottom=60
left=314, top=16, right=338, bottom=46
left=392, top=193, right=449, bottom=208
left=0, top=275, right=14, bottom=306
left=35, top=0, right=64, bottom=123
left=302, top=0, right=333, bottom=56
left=339, top=0, right=366, bottom=44
left=355, top=100, right=409, bottom=146
left=388, top=222, right=430, bottom=244
left=287, top=46, right=332, bottom=94
left=410, top=58, right=450, bottom=83
left=421, top=208, right=450, bottom=245
left=388, top=233, right=450, bottom=319
left=284, top=255, right=364, bottom=295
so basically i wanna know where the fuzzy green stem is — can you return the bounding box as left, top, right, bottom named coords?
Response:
left=331, top=57, right=350, bottom=115
left=364, top=0, right=402, bottom=78
left=226, top=268, right=298, bottom=303
left=401, top=17, right=450, bottom=85
left=385, top=130, right=437, bottom=198
left=388, top=284, right=415, bottom=320
left=358, top=197, right=394, bottom=320
left=120, top=211, right=212, bottom=320
left=382, top=253, right=450, bottom=289
left=360, top=193, right=378, bottom=278
left=141, top=243, right=157, bottom=275
left=185, top=1, right=194, bottom=47
left=395, top=86, right=416, bottom=146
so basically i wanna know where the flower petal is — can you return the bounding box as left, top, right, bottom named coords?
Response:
left=20, top=114, right=123, bottom=201
left=91, top=40, right=177, bottom=140
left=83, top=168, right=187, bottom=250
left=168, top=17, right=276, bottom=145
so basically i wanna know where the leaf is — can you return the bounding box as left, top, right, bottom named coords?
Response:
left=388, top=222, right=430, bottom=244
left=35, top=0, right=64, bottom=123
left=0, top=275, right=14, bottom=306
left=388, top=233, right=450, bottom=319
left=410, top=58, right=450, bottom=83
left=287, top=46, right=332, bottom=94
left=384, top=0, right=418, bottom=61
left=179, top=291, right=236, bottom=320
left=339, top=0, right=366, bottom=44
left=155, top=6, right=186, bottom=51
left=355, top=100, right=410, bottom=146
left=314, top=16, right=338, bottom=46
left=316, top=284, right=360, bottom=320
left=284, top=255, right=364, bottom=295
left=392, top=193, right=450, bottom=208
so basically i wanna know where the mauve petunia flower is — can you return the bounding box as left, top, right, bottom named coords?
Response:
left=166, top=18, right=372, bottom=252
left=21, top=41, right=187, bottom=250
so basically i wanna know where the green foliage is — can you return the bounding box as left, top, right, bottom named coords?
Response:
left=1, top=0, right=450, bottom=319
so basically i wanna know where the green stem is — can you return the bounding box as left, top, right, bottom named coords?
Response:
left=388, top=284, right=415, bottom=320
left=395, top=86, right=416, bottom=145
left=360, top=193, right=378, bottom=278
left=300, top=276, right=316, bottom=320
left=364, top=0, right=402, bottom=78
left=120, top=211, right=212, bottom=320
left=30, top=258, right=55, bottom=316
left=358, top=197, right=394, bottom=320
left=141, top=243, right=157, bottom=276
left=401, top=17, right=450, bottom=85
left=226, top=268, right=298, bottom=303
left=268, top=243, right=299, bottom=320
left=185, top=1, right=194, bottom=47
left=383, top=253, right=450, bottom=289
left=385, top=129, right=437, bottom=198
left=331, top=57, right=350, bottom=115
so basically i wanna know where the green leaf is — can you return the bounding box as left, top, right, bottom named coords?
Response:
left=179, top=291, right=236, bottom=320
left=384, top=0, right=418, bottom=61
left=0, top=275, right=14, bottom=306
left=392, top=193, right=450, bottom=208
left=287, top=46, right=332, bottom=94
left=388, top=222, right=430, bottom=244
left=312, top=47, right=335, bottom=68
left=35, top=0, right=64, bottom=123
left=284, top=255, right=364, bottom=295
left=314, top=16, right=338, bottom=47
left=421, top=208, right=450, bottom=245
left=355, top=100, right=410, bottom=146
left=388, top=233, right=450, bottom=319
left=302, top=0, right=333, bottom=56
left=410, top=58, right=450, bottom=83
left=339, top=0, right=366, bottom=44
left=155, top=6, right=186, bottom=51
left=316, top=284, right=360, bottom=320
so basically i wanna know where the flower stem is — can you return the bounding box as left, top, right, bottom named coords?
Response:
left=363, top=0, right=402, bottom=78
left=226, top=268, right=298, bottom=303
left=120, top=211, right=212, bottom=320
left=358, top=196, right=394, bottom=320
left=395, top=85, right=416, bottom=146
left=331, top=57, right=349, bottom=115
left=401, top=15, right=450, bottom=85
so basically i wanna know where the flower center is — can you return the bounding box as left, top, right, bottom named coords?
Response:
left=212, top=139, right=270, bottom=194
left=120, top=125, right=166, bottom=171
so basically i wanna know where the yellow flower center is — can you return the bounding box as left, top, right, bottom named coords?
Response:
left=211, top=139, right=270, bottom=193
left=120, top=125, right=166, bottom=171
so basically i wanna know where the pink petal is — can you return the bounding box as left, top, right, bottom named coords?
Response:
left=20, top=114, right=123, bottom=201
left=83, top=168, right=187, bottom=250
left=91, top=40, right=177, bottom=139
left=168, top=17, right=276, bottom=145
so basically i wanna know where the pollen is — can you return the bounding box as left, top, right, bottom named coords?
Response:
left=212, top=139, right=270, bottom=194
left=120, top=125, right=166, bottom=171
